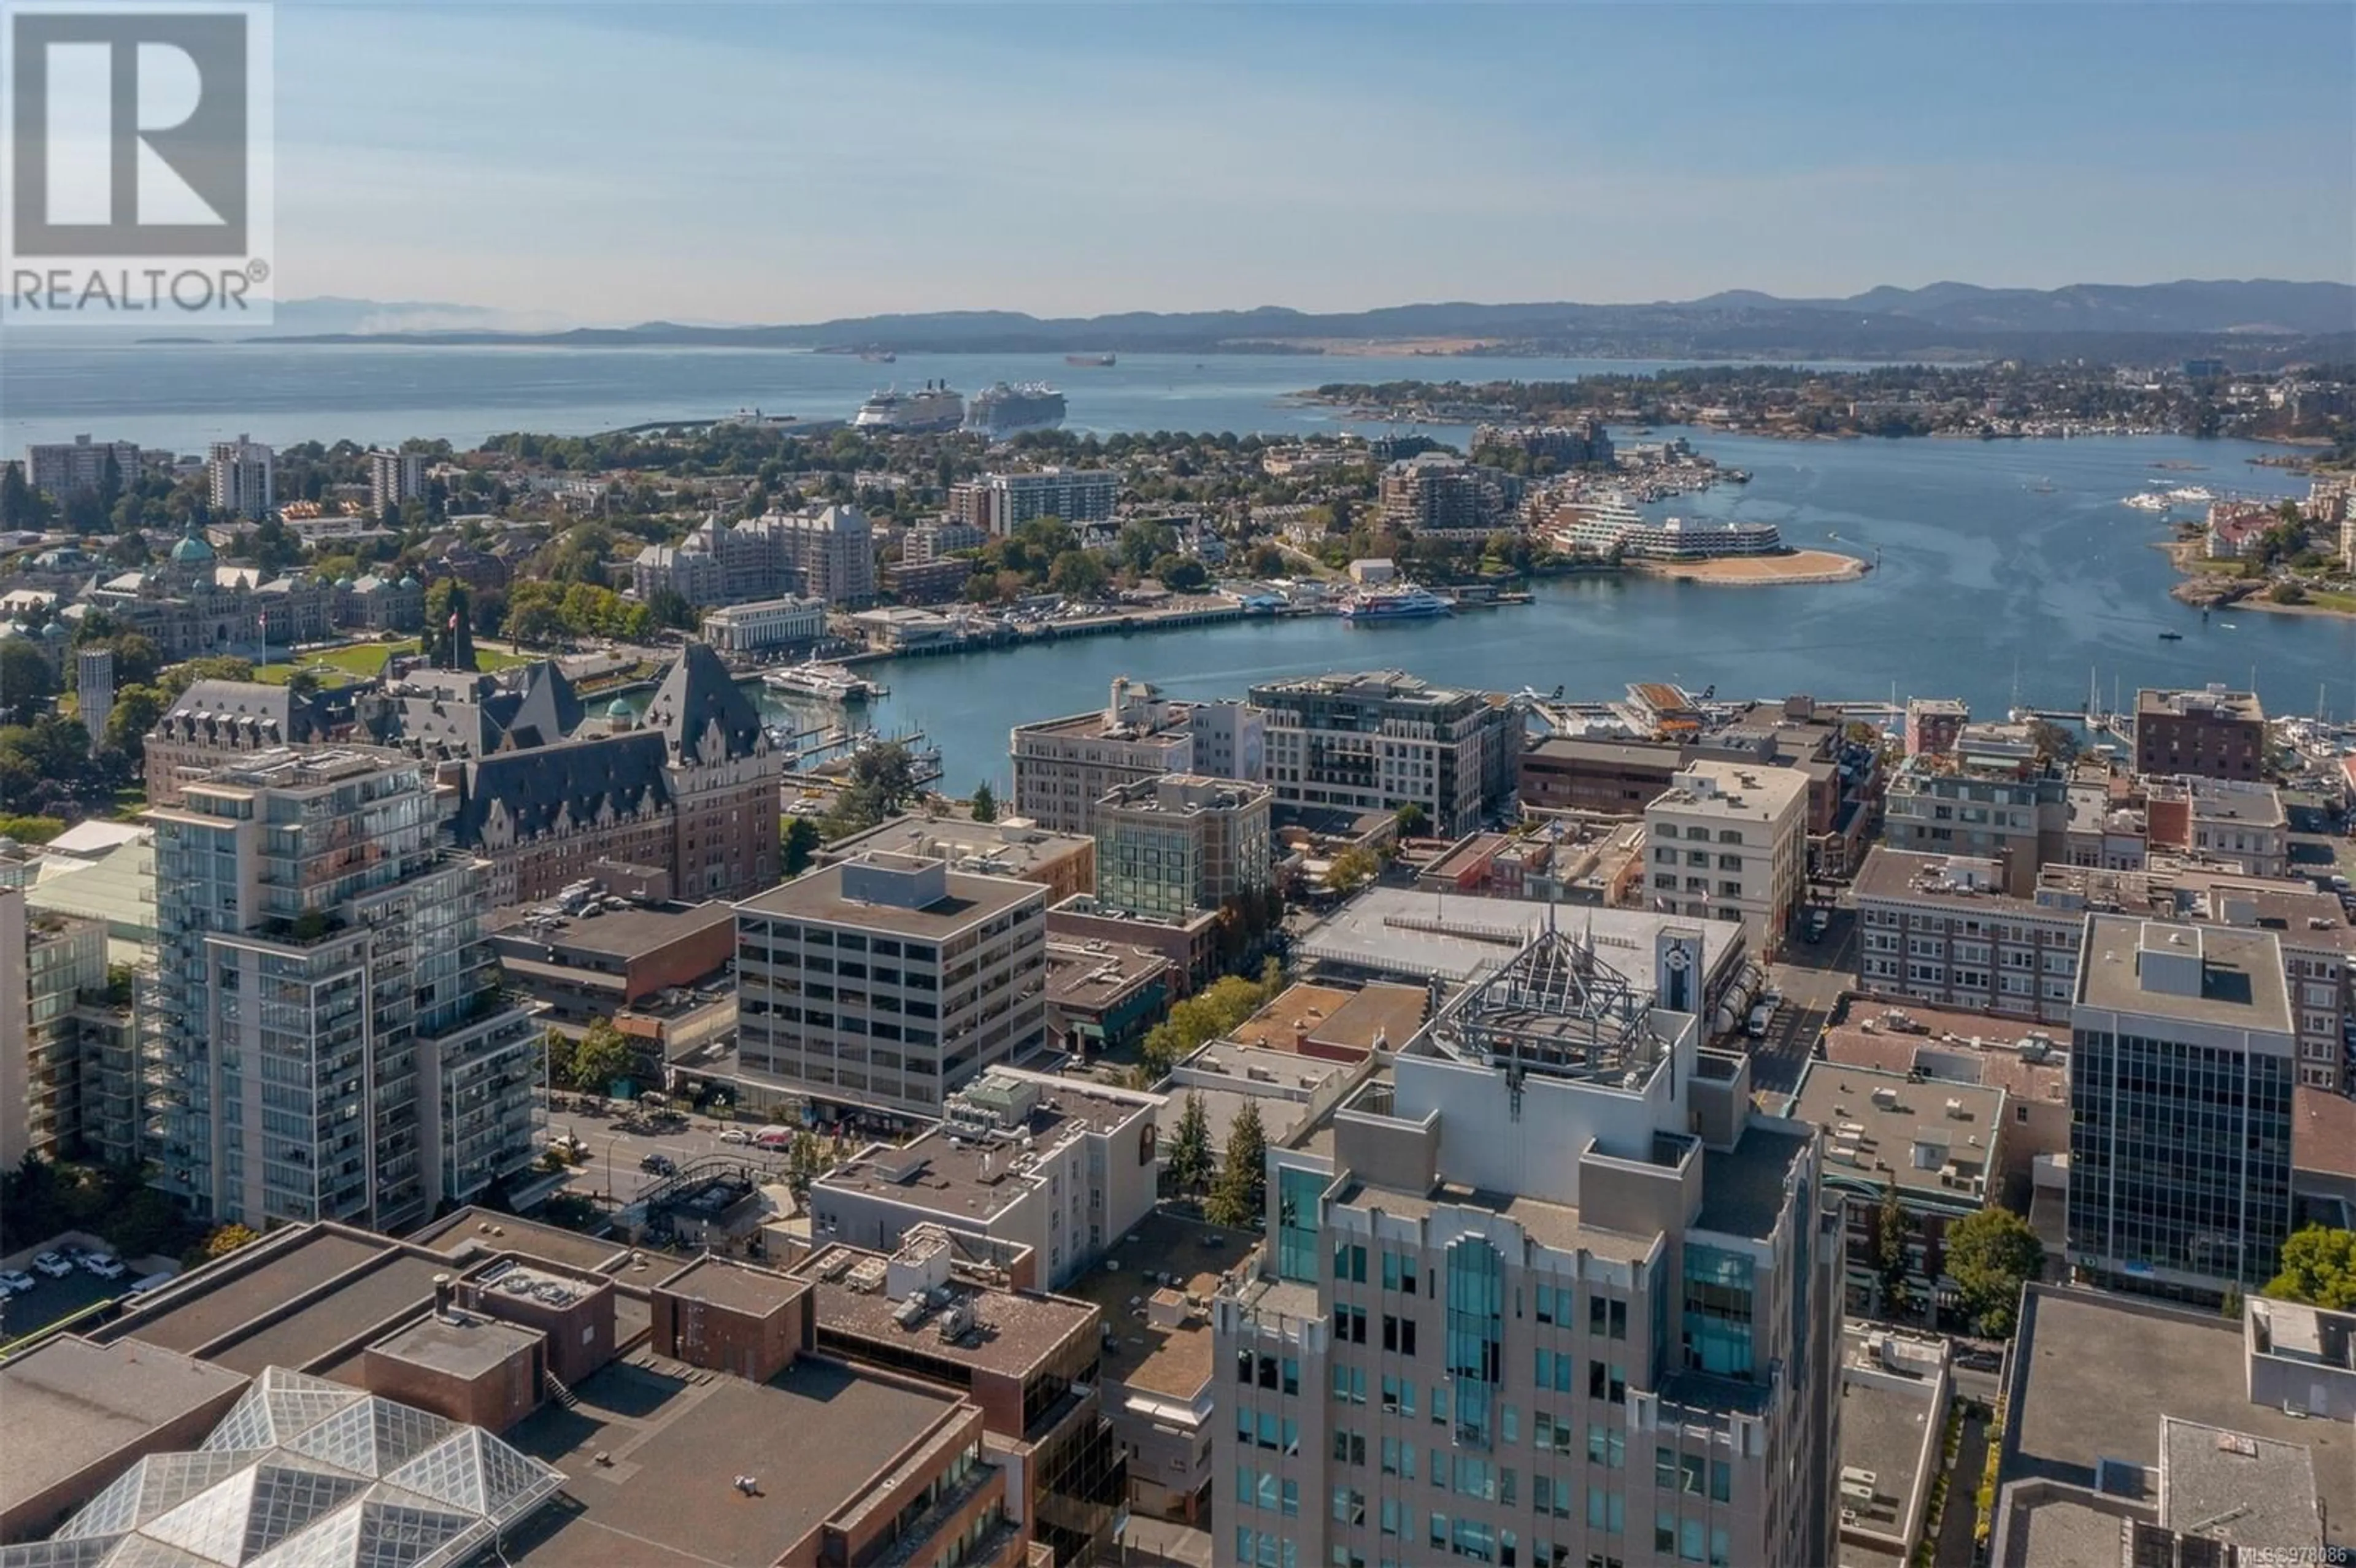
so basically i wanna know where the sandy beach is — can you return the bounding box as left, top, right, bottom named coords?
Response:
left=1626, top=549, right=1869, bottom=585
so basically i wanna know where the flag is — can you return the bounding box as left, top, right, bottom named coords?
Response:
left=448, top=612, right=460, bottom=629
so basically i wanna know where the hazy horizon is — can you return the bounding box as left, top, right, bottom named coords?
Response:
left=238, top=2, right=2353, bottom=330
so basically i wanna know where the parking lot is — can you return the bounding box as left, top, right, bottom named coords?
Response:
left=544, top=1104, right=834, bottom=1209
left=0, top=1256, right=137, bottom=1347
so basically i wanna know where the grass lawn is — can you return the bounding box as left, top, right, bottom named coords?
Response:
left=2300, top=588, right=2356, bottom=614
left=252, top=639, right=533, bottom=686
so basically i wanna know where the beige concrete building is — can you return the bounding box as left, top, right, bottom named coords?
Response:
left=1093, top=773, right=1274, bottom=921
left=1011, top=679, right=1199, bottom=836
left=1642, top=761, right=1809, bottom=957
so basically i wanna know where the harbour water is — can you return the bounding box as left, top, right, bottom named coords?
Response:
left=786, top=431, right=2349, bottom=794
left=4, top=342, right=2344, bottom=794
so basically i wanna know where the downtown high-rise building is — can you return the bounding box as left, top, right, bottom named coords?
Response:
left=145, top=746, right=542, bottom=1230
left=206, top=434, right=275, bottom=520
left=1216, top=924, right=1844, bottom=1568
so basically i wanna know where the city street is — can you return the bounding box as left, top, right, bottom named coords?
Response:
left=546, top=1110, right=809, bottom=1209
left=1749, top=902, right=1860, bottom=1097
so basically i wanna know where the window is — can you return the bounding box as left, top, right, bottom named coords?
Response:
left=1588, top=1297, right=1627, bottom=1339
left=1333, top=1486, right=1366, bottom=1527
left=1587, top=1361, right=1624, bottom=1404
left=1382, top=1251, right=1419, bottom=1293
left=1382, top=1438, right=1415, bottom=1480
left=1383, top=1315, right=1418, bottom=1356
left=1332, top=1428, right=1366, bottom=1465
left=1335, top=1242, right=1368, bottom=1283
left=1382, top=1376, right=1415, bottom=1416
left=1709, top=1461, right=1730, bottom=1504
left=1334, top=1305, right=1368, bottom=1344
left=1331, top=1366, right=1366, bottom=1404
left=1588, top=1429, right=1623, bottom=1469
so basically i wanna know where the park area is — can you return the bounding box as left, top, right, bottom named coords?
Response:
left=250, top=638, right=534, bottom=686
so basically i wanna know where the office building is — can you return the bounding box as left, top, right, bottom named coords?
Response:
left=1217, top=923, right=1844, bottom=1568
left=2146, top=775, right=2289, bottom=877
left=205, top=434, right=274, bottom=520
left=366, top=447, right=426, bottom=514
left=1094, top=774, right=1274, bottom=921
left=1853, top=848, right=2354, bottom=1092
left=1519, top=737, right=1685, bottom=815
left=144, top=747, right=543, bottom=1230
left=75, top=645, right=112, bottom=745
left=1190, top=698, right=1268, bottom=783
left=1012, top=678, right=1201, bottom=836
left=810, top=1068, right=1162, bottom=1289
left=1642, top=761, right=1809, bottom=957
left=735, top=852, right=1049, bottom=1119
left=1251, top=669, right=1520, bottom=839
left=26, top=434, right=139, bottom=499
left=2068, top=916, right=2297, bottom=1301
left=949, top=469, right=1120, bottom=536
left=2136, top=686, right=2266, bottom=782
left=697, top=593, right=828, bottom=655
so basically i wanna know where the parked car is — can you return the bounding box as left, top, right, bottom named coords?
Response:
left=82, top=1253, right=125, bottom=1280
left=1745, top=1001, right=1779, bottom=1039
left=639, top=1153, right=676, bottom=1175
left=126, top=1272, right=177, bottom=1298
left=717, top=1128, right=752, bottom=1145
left=1955, top=1348, right=2003, bottom=1372
left=31, top=1252, right=74, bottom=1278
left=0, top=1269, right=35, bottom=1294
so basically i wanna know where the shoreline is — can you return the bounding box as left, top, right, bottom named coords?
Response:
left=2151, top=537, right=2356, bottom=620
left=1623, top=549, right=1868, bottom=586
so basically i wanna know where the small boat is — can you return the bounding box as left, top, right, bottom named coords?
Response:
left=2158, top=631, right=2184, bottom=641
left=2219, top=622, right=2238, bottom=631
left=1064, top=352, right=1116, bottom=367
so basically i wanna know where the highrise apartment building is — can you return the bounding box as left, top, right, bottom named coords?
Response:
left=1093, top=774, right=1274, bottom=921
left=734, top=852, right=1049, bottom=1119
left=2068, top=915, right=2298, bottom=1302
left=1376, top=453, right=1525, bottom=537
left=367, top=448, right=427, bottom=514
left=206, top=434, right=275, bottom=520
left=145, top=747, right=542, bottom=1230
left=949, top=469, right=1119, bottom=536
left=26, top=434, right=139, bottom=499
left=1881, top=721, right=2066, bottom=896
left=1013, top=679, right=1201, bottom=836
left=1250, top=671, right=1521, bottom=840
left=1217, top=924, right=1844, bottom=1568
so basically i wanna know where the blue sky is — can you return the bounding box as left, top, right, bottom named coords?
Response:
left=272, top=2, right=2356, bottom=326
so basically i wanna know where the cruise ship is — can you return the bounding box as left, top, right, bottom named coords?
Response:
left=964, top=382, right=1067, bottom=437
left=1064, top=353, right=1116, bottom=367
left=760, top=661, right=889, bottom=704
left=1341, top=585, right=1453, bottom=623
left=853, top=380, right=964, bottom=434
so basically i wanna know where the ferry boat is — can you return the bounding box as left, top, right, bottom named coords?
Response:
left=853, top=380, right=964, bottom=434
left=964, top=382, right=1067, bottom=437
left=761, top=661, right=888, bottom=704
left=1341, top=585, right=1453, bottom=624
left=1064, top=353, right=1116, bottom=367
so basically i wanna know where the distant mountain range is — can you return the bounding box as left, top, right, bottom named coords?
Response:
left=61, top=279, right=2355, bottom=361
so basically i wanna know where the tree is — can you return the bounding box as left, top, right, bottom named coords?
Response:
left=541, top=1027, right=576, bottom=1091
left=1047, top=549, right=1109, bottom=600
left=0, top=640, right=58, bottom=725
left=569, top=1019, right=637, bottom=1095
left=2264, top=1226, right=2356, bottom=1310
left=823, top=741, right=920, bottom=837
left=782, top=815, right=823, bottom=875
left=0, top=461, right=55, bottom=530
left=1168, top=1091, right=1213, bottom=1199
left=969, top=782, right=998, bottom=823
left=201, top=1223, right=262, bottom=1260
left=1325, top=844, right=1380, bottom=895
left=1393, top=802, right=1430, bottom=839
left=1205, top=1098, right=1268, bottom=1228
left=1150, top=553, right=1211, bottom=592
left=1873, top=1177, right=1912, bottom=1318
left=2024, top=720, right=2079, bottom=766
left=1945, top=1207, right=2044, bottom=1337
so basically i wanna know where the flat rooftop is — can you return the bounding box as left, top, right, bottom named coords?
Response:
left=1055, top=1213, right=1243, bottom=1401
left=487, top=899, right=736, bottom=962
left=738, top=859, right=1042, bottom=938
left=1650, top=759, right=1810, bottom=821
left=2138, top=686, right=2263, bottom=721
left=1330, top=1175, right=1656, bottom=1264
left=2003, top=1286, right=2352, bottom=1551
left=1698, top=1124, right=1811, bottom=1241
left=1046, top=939, right=1170, bottom=1008
left=2157, top=1416, right=2323, bottom=1556
left=413, top=1208, right=629, bottom=1273
left=1299, top=885, right=1738, bottom=990
left=1839, top=1373, right=1939, bottom=1540
left=1230, top=981, right=1427, bottom=1058
left=1787, top=1061, right=2004, bottom=1202
left=368, top=1312, right=545, bottom=1382
left=0, top=1337, right=248, bottom=1522
left=201, top=1253, right=453, bottom=1376
left=2294, top=1087, right=2356, bottom=1180
left=109, top=1227, right=388, bottom=1355
left=820, top=814, right=1095, bottom=878
left=1821, top=1004, right=2069, bottom=1107
left=795, top=1245, right=1093, bottom=1380
left=656, top=1256, right=809, bottom=1319
left=1521, top=736, right=1682, bottom=769
left=2075, top=917, right=2293, bottom=1036
left=501, top=1355, right=963, bottom=1568
left=816, top=1082, right=1151, bottom=1221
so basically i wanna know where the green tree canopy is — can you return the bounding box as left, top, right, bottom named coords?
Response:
left=782, top=815, right=823, bottom=875
left=1206, top=1099, right=1269, bottom=1228
left=969, top=781, right=998, bottom=822
left=1325, top=844, right=1380, bottom=894
left=2265, top=1226, right=2356, bottom=1310
left=569, top=1018, right=638, bottom=1094
left=1944, top=1207, right=2044, bottom=1338
left=1168, top=1091, right=1214, bottom=1199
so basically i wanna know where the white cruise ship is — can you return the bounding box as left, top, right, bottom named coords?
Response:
left=853, top=380, right=965, bottom=434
